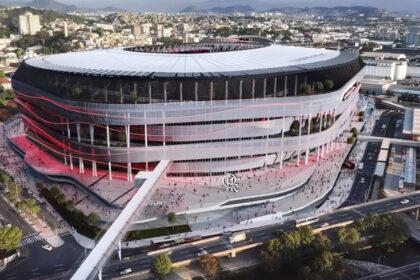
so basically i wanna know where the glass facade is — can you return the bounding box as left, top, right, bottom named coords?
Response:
left=13, top=57, right=364, bottom=104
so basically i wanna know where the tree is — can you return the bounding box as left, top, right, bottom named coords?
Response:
left=17, top=198, right=40, bottom=216
left=324, top=80, right=334, bottom=90
left=65, top=200, right=76, bottom=212
left=152, top=254, right=172, bottom=279
left=55, top=193, right=66, bottom=205
left=347, top=137, right=354, bottom=144
left=50, top=185, right=60, bottom=198
left=358, top=111, right=365, bottom=117
left=6, top=182, right=21, bottom=202
left=35, top=181, right=44, bottom=191
left=200, top=254, right=220, bottom=279
left=72, top=87, right=82, bottom=97
left=314, top=82, right=324, bottom=92
left=167, top=212, right=177, bottom=224
left=351, top=127, right=358, bottom=134
left=303, top=85, right=312, bottom=95
left=337, top=227, right=360, bottom=251
left=312, top=233, right=331, bottom=253
left=0, top=226, right=22, bottom=252
left=88, top=212, right=100, bottom=225
left=0, top=173, right=9, bottom=191
left=0, top=70, right=5, bottom=78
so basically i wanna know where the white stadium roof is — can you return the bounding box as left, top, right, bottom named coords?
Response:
left=24, top=45, right=355, bottom=78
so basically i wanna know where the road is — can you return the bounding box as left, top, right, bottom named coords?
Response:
left=358, top=261, right=420, bottom=280
left=0, top=195, right=35, bottom=237
left=101, top=191, right=420, bottom=279
left=4, top=191, right=420, bottom=280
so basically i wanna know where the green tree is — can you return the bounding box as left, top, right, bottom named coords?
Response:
left=167, top=212, right=177, bottom=224
left=315, top=82, right=324, bottom=92
left=324, top=80, right=334, bottom=90
left=35, top=181, right=44, bottom=191
left=200, top=254, right=220, bottom=279
left=0, top=226, right=22, bottom=252
left=337, top=227, right=360, bottom=251
left=50, top=185, right=60, bottom=198
left=88, top=212, right=100, bottom=225
left=17, top=198, right=40, bottom=216
left=303, top=85, right=312, bottom=95
left=55, top=193, right=66, bottom=205
left=0, top=70, right=5, bottom=78
left=347, top=137, right=354, bottom=144
left=65, top=200, right=76, bottom=212
left=311, top=251, right=342, bottom=275
left=311, top=232, right=331, bottom=253
left=72, top=87, right=82, bottom=97
left=0, top=173, right=9, bottom=191
left=6, top=182, right=21, bottom=202
left=152, top=254, right=172, bottom=279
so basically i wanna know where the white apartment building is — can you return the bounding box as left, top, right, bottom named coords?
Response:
left=18, top=12, right=41, bottom=35
left=361, top=52, right=408, bottom=81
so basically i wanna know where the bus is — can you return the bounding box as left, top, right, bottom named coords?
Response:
left=294, top=216, right=319, bottom=228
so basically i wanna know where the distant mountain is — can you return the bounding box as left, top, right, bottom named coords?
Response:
left=17, top=0, right=123, bottom=13
left=210, top=5, right=255, bottom=14
left=179, top=5, right=208, bottom=14
left=180, top=4, right=255, bottom=14
left=180, top=4, right=382, bottom=17
left=268, top=6, right=382, bottom=17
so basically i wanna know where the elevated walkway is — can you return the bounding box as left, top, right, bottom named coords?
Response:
left=358, top=135, right=420, bottom=147
left=71, top=160, right=170, bottom=280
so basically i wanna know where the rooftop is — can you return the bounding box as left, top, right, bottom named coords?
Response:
left=23, top=44, right=356, bottom=78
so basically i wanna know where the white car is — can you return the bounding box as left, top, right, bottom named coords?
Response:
left=400, top=199, right=410, bottom=205
left=361, top=178, right=365, bottom=184
left=196, top=248, right=208, bottom=257
left=120, top=268, right=132, bottom=275
left=42, top=244, right=53, bottom=251
left=321, top=222, right=329, bottom=228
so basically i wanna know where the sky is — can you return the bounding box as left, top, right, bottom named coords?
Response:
left=12, top=0, right=420, bottom=12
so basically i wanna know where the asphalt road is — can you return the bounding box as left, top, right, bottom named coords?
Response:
left=100, top=192, right=420, bottom=279
left=0, top=195, right=35, bottom=237
left=0, top=234, right=84, bottom=280
left=358, top=261, right=420, bottom=280
left=4, top=192, right=420, bottom=280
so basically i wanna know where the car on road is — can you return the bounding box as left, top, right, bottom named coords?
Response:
left=42, top=244, right=53, bottom=251
left=400, top=199, right=410, bottom=205
left=361, top=178, right=365, bottom=184
left=389, top=158, right=393, bottom=165
left=321, top=222, right=329, bottom=228
left=196, top=248, right=208, bottom=257
left=120, top=267, right=132, bottom=275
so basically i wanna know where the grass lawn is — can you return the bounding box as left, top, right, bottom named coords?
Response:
left=125, top=225, right=191, bottom=241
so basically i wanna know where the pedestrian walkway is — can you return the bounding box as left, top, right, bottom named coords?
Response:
left=20, top=227, right=69, bottom=246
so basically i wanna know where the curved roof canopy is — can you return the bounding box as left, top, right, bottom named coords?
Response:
left=24, top=44, right=358, bottom=78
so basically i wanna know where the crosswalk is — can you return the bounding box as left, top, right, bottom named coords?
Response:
left=20, top=227, right=69, bottom=246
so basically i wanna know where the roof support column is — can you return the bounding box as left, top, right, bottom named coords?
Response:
left=148, top=83, right=152, bottom=103
left=273, top=77, right=277, bottom=96
left=263, top=78, right=267, bottom=98
left=89, top=124, right=95, bottom=177
left=284, top=75, right=287, bottom=96
left=179, top=82, right=183, bottom=101
left=251, top=79, right=255, bottom=99
left=209, top=81, right=213, bottom=101
left=239, top=80, right=243, bottom=101
left=164, top=82, right=168, bottom=102
left=225, top=80, right=229, bottom=102
left=194, top=81, right=198, bottom=101
left=294, top=75, right=298, bottom=96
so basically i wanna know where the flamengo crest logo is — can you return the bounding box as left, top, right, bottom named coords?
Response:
left=223, top=173, right=240, bottom=192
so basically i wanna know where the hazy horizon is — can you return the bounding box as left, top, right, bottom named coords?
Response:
left=4, top=0, right=420, bottom=13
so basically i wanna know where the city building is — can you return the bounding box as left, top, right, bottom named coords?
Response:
left=403, top=26, right=420, bottom=46
left=132, top=24, right=141, bottom=37
left=18, top=12, right=41, bottom=35
left=361, top=52, right=408, bottom=81
left=11, top=37, right=364, bottom=207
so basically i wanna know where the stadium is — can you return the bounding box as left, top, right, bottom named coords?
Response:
left=9, top=37, right=365, bottom=213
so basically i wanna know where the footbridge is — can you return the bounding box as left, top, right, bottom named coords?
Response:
left=71, top=160, right=170, bottom=280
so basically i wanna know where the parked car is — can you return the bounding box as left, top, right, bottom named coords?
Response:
left=196, top=248, right=208, bottom=257
left=42, top=244, right=53, bottom=251
left=400, top=199, right=410, bottom=205
left=120, top=268, right=132, bottom=275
